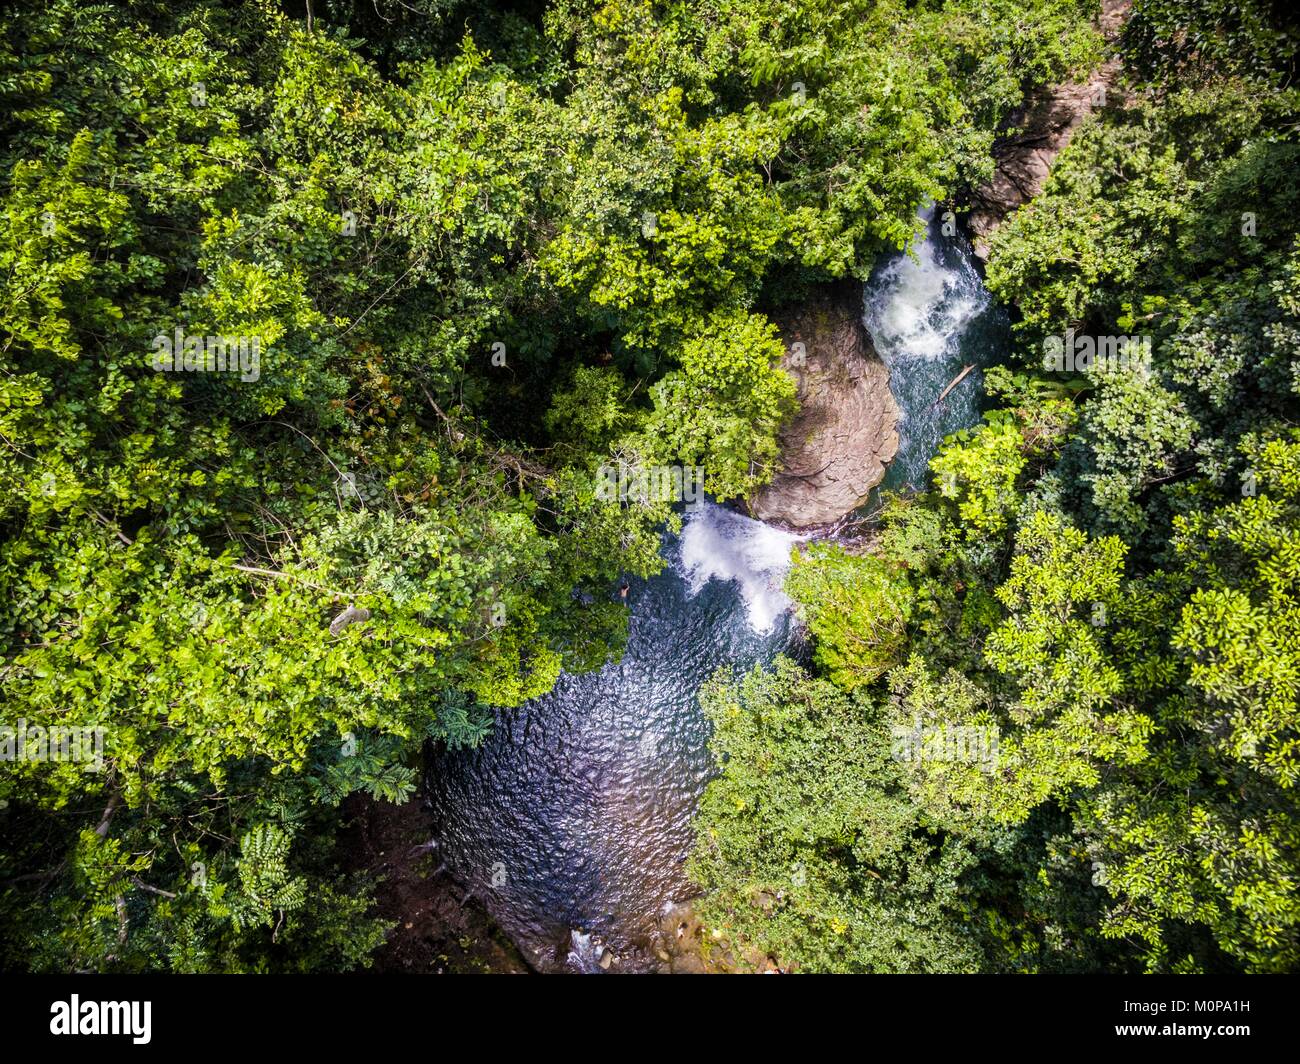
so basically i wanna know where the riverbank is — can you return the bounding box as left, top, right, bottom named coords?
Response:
left=341, top=795, right=531, bottom=974
left=966, top=0, right=1132, bottom=259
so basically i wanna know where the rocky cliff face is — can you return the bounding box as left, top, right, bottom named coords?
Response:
left=747, top=281, right=899, bottom=530
left=967, top=0, right=1130, bottom=261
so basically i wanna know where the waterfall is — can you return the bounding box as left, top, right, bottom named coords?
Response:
left=677, top=504, right=802, bottom=635
left=425, top=501, right=797, bottom=972
left=424, top=212, right=1008, bottom=974
left=863, top=203, right=1008, bottom=494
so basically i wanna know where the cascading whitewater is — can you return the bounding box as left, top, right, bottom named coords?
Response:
left=677, top=504, right=802, bottom=635
left=863, top=203, right=1009, bottom=494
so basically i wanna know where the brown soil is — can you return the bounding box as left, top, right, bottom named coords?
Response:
left=340, top=795, right=531, bottom=974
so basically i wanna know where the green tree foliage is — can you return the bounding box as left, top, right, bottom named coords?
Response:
left=785, top=543, right=913, bottom=690
left=1075, top=435, right=1300, bottom=972
left=0, top=0, right=1185, bottom=974
left=641, top=310, right=796, bottom=500
left=929, top=412, right=1028, bottom=536
left=688, top=658, right=986, bottom=973
left=1122, top=0, right=1300, bottom=87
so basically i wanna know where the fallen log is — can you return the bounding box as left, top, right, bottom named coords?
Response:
left=931, top=364, right=975, bottom=408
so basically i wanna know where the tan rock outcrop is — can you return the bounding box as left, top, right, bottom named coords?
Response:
left=748, top=281, right=899, bottom=530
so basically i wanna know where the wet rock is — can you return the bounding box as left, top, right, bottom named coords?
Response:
left=748, top=280, right=899, bottom=530
left=669, top=952, right=708, bottom=975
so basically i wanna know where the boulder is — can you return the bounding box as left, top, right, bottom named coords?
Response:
left=748, top=281, right=899, bottom=530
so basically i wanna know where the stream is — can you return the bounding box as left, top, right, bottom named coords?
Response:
left=424, top=206, right=1008, bottom=972
left=867, top=202, right=1008, bottom=495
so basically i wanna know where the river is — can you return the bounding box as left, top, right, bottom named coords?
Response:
left=424, top=206, right=1008, bottom=972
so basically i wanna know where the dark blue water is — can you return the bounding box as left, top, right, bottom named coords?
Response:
left=426, top=506, right=800, bottom=971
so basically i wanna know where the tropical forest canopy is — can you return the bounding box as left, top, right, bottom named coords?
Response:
left=0, top=0, right=1297, bottom=974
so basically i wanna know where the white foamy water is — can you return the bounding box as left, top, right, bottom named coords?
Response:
left=675, top=503, right=802, bottom=635
left=566, top=929, right=605, bottom=973
left=862, top=202, right=1007, bottom=493
left=864, top=204, right=987, bottom=364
